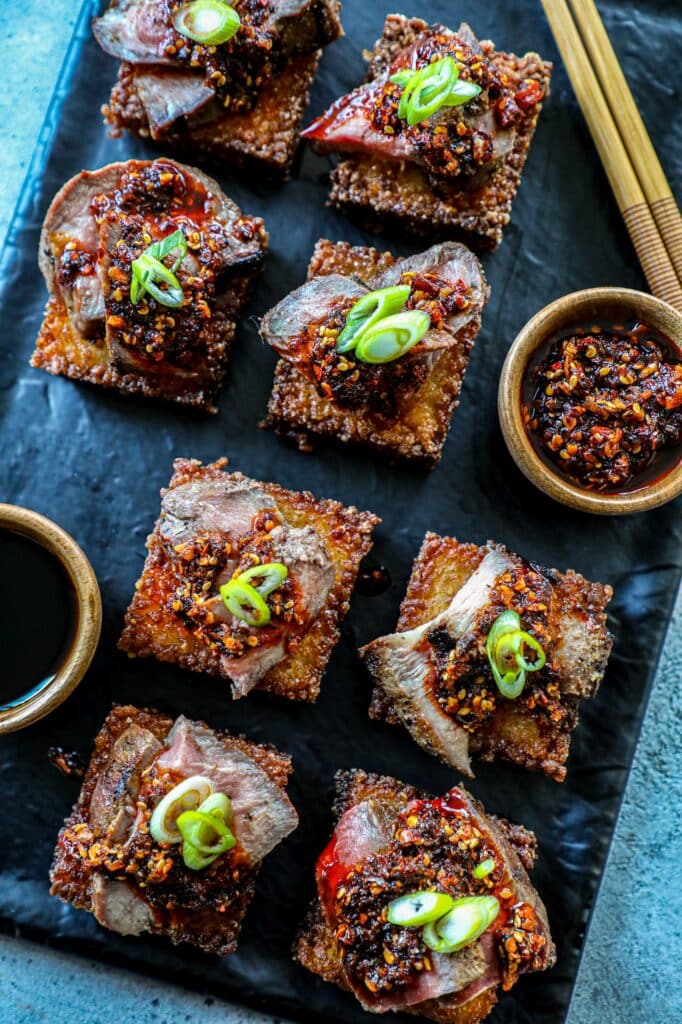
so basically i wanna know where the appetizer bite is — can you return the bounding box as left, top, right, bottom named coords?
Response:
left=295, top=769, right=555, bottom=1022
left=262, top=238, right=488, bottom=467
left=50, top=705, right=298, bottom=953
left=95, top=0, right=343, bottom=177
left=302, top=15, right=551, bottom=249
left=361, top=533, right=613, bottom=781
left=120, top=457, right=379, bottom=700
left=32, top=159, right=267, bottom=410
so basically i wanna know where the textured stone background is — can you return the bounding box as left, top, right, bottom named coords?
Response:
left=0, top=2, right=679, bottom=1022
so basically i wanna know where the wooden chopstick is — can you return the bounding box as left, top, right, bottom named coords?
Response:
left=540, top=0, right=682, bottom=311
left=568, top=0, right=682, bottom=286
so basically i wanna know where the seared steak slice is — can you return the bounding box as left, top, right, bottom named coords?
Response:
left=93, top=0, right=176, bottom=64
left=133, top=67, right=217, bottom=137
left=362, top=548, right=512, bottom=776
left=159, top=477, right=279, bottom=551
left=89, top=723, right=162, bottom=842
left=92, top=875, right=160, bottom=935
left=157, top=716, right=299, bottom=861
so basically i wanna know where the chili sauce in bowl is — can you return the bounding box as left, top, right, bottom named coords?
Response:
left=498, top=288, right=682, bottom=515
left=522, top=319, right=682, bottom=493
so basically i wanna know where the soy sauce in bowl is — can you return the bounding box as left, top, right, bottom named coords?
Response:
left=0, top=530, right=77, bottom=710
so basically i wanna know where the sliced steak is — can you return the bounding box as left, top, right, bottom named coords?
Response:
left=89, top=723, right=163, bottom=842
left=93, top=0, right=176, bottom=64
left=134, top=68, right=216, bottom=138
left=159, top=477, right=335, bottom=697
left=157, top=716, right=298, bottom=862
left=361, top=547, right=513, bottom=776
left=94, top=0, right=340, bottom=65
left=91, top=875, right=159, bottom=936
left=204, top=522, right=335, bottom=697
left=159, top=477, right=279, bottom=553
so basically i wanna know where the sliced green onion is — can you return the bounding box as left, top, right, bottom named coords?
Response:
left=443, top=78, right=483, bottom=106
left=392, top=57, right=481, bottom=125
left=149, top=775, right=213, bottom=844
left=422, top=896, right=500, bottom=954
left=485, top=610, right=547, bottom=700
left=237, top=562, right=288, bottom=598
left=336, top=285, right=411, bottom=353
left=387, top=891, right=455, bottom=927
left=395, top=56, right=458, bottom=126
left=389, top=68, right=417, bottom=88
left=220, top=578, right=271, bottom=627
left=173, top=0, right=241, bottom=45
left=513, top=631, right=547, bottom=673
left=181, top=840, right=217, bottom=870
left=198, top=791, right=232, bottom=824
left=354, top=310, right=431, bottom=364
left=177, top=809, right=236, bottom=856
left=486, top=610, right=521, bottom=650
left=472, top=857, right=495, bottom=880
left=130, top=228, right=187, bottom=308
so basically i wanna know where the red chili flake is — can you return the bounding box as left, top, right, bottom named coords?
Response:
left=515, top=80, right=544, bottom=109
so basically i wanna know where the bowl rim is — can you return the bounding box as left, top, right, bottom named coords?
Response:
left=498, top=286, right=682, bottom=515
left=0, top=504, right=102, bottom=733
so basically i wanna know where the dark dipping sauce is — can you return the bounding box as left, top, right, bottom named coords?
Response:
left=523, top=319, right=682, bottom=492
left=0, top=530, right=77, bottom=709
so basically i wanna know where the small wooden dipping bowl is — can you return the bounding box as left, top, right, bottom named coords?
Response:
left=0, top=505, right=101, bottom=733
left=498, top=287, right=682, bottom=515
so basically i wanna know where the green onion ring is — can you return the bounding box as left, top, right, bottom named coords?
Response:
left=402, top=57, right=458, bottom=126
left=443, top=78, right=483, bottom=107
left=423, top=896, right=500, bottom=954
left=220, top=578, right=271, bottom=627
left=177, top=809, right=236, bottom=856
left=237, top=562, right=288, bottom=598
left=387, top=891, right=455, bottom=927
left=130, top=229, right=187, bottom=308
left=198, top=791, right=232, bottom=824
left=336, top=284, right=411, bottom=353
left=389, top=68, right=417, bottom=88
left=173, top=0, right=241, bottom=45
left=485, top=610, right=546, bottom=700
left=472, top=857, right=495, bottom=880
left=354, top=310, right=431, bottom=364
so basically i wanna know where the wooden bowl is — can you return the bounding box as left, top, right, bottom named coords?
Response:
left=498, top=287, right=682, bottom=515
left=0, top=505, right=101, bottom=733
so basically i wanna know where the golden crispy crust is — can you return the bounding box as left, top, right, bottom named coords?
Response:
left=264, top=238, right=480, bottom=467
left=294, top=770, right=506, bottom=1024
left=31, top=245, right=265, bottom=412
left=327, top=15, right=552, bottom=250
left=369, top=533, right=612, bottom=780
left=104, top=53, right=321, bottom=178
left=119, top=458, right=380, bottom=701
left=50, top=704, right=293, bottom=955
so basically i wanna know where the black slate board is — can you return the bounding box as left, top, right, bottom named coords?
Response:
left=0, top=2, right=680, bottom=1022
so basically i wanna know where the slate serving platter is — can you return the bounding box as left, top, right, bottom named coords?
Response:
left=0, top=2, right=680, bottom=1022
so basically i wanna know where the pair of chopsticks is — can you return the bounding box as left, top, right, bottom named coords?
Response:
left=540, top=0, right=682, bottom=311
